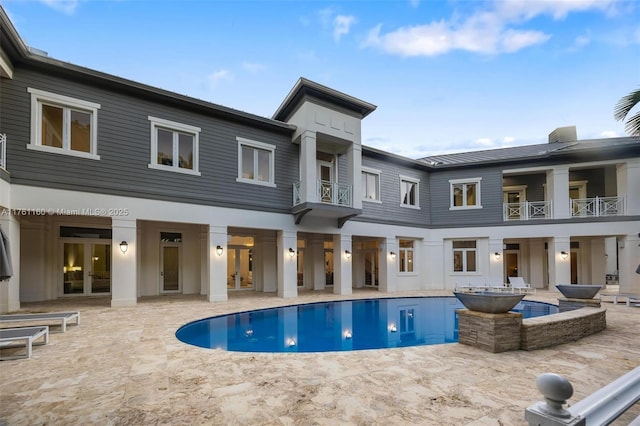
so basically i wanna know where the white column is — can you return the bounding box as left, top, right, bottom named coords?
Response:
left=529, top=239, right=546, bottom=289
left=309, top=237, right=325, bottom=291
left=111, top=218, right=137, bottom=307
left=0, top=214, right=20, bottom=313
left=208, top=225, right=227, bottom=302
left=277, top=230, right=297, bottom=298
left=547, top=166, right=570, bottom=219
left=333, top=233, right=352, bottom=295
left=379, top=237, right=397, bottom=293
left=488, top=238, right=504, bottom=285
left=259, top=234, right=277, bottom=293
left=548, top=236, right=571, bottom=290
left=423, top=239, right=442, bottom=290
left=617, top=159, right=640, bottom=216
left=589, top=238, right=606, bottom=286
left=347, top=144, right=362, bottom=210
left=618, top=234, right=640, bottom=294
left=300, top=130, right=318, bottom=204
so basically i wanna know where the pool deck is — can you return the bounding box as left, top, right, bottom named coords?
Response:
left=0, top=289, right=638, bottom=425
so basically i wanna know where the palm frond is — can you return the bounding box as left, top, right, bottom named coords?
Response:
left=614, top=88, right=640, bottom=121
left=624, top=111, right=640, bottom=136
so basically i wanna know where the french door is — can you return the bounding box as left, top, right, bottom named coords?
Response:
left=227, top=248, right=253, bottom=290
left=160, top=243, right=181, bottom=293
left=62, top=241, right=111, bottom=295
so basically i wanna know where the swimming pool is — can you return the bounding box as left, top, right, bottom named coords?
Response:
left=175, top=297, right=558, bottom=353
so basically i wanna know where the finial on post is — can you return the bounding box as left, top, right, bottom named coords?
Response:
left=535, top=373, right=574, bottom=418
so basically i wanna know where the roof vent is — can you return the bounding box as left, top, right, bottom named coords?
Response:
left=28, top=46, right=48, bottom=57
left=548, top=126, right=577, bottom=143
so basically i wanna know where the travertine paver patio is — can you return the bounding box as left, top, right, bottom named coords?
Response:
left=0, top=289, right=638, bottom=425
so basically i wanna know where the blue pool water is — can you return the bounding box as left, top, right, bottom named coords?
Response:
left=175, top=297, right=558, bottom=353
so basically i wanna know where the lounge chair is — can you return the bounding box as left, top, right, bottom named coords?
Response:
left=455, top=277, right=488, bottom=292
left=0, top=326, right=49, bottom=360
left=0, top=311, right=80, bottom=333
left=486, top=277, right=509, bottom=292
left=508, top=277, right=536, bottom=294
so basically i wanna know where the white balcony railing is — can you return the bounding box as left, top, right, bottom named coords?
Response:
left=0, top=133, right=6, bottom=170
left=571, top=196, right=625, bottom=217
left=503, top=201, right=552, bottom=221
left=292, top=180, right=353, bottom=207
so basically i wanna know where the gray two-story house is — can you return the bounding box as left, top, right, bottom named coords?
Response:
left=1, top=7, right=639, bottom=313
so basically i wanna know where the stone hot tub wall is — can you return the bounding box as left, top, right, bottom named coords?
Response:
left=457, top=307, right=606, bottom=353
left=520, top=307, right=606, bottom=351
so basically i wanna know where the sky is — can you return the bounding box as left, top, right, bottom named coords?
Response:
left=3, top=0, right=640, bottom=159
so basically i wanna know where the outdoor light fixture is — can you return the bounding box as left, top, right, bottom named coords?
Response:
left=388, top=324, right=397, bottom=333
left=390, top=251, right=396, bottom=259
left=344, top=330, right=352, bottom=339
left=560, top=251, right=569, bottom=260
left=216, top=245, right=223, bottom=256
left=286, top=338, right=296, bottom=347
left=119, top=241, right=128, bottom=254
left=345, top=250, right=352, bottom=259
left=288, top=248, right=296, bottom=257
left=494, top=252, right=501, bottom=260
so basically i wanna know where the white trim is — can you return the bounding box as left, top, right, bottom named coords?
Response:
left=148, top=116, right=201, bottom=175
left=362, top=167, right=381, bottom=202
left=27, top=87, right=101, bottom=159
left=449, top=177, right=482, bottom=209
left=236, top=136, right=276, bottom=187
left=399, top=175, right=420, bottom=209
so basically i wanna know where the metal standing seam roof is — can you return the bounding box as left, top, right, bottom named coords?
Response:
left=419, top=137, right=640, bottom=167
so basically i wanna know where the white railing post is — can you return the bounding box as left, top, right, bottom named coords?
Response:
left=0, top=132, right=6, bottom=169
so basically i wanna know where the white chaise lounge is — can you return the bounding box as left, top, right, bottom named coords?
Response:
left=0, top=326, right=49, bottom=360
left=0, top=311, right=80, bottom=333
left=508, top=277, right=536, bottom=294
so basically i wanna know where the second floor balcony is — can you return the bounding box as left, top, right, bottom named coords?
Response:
left=503, top=196, right=626, bottom=221
left=503, top=201, right=552, bottom=221
left=292, top=180, right=360, bottom=227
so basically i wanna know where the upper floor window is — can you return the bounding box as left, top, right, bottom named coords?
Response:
left=453, top=240, right=477, bottom=272
left=450, top=178, right=482, bottom=209
left=148, top=116, right=200, bottom=175
left=27, top=88, right=100, bottom=160
left=236, top=137, right=276, bottom=187
left=400, top=175, right=420, bottom=208
left=399, top=239, right=414, bottom=273
left=362, top=167, right=381, bottom=202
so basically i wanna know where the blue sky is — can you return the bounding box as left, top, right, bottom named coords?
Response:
left=3, top=0, right=639, bottom=158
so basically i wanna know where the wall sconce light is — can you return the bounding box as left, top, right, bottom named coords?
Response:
left=288, top=248, right=296, bottom=257
left=560, top=251, right=569, bottom=260
left=216, top=245, right=223, bottom=256
left=494, top=252, right=501, bottom=260
left=119, top=241, right=128, bottom=254
left=344, top=330, right=352, bottom=339
left=286, top=338, right=296, bottom=347
left=390, top=251, right=396, bottom=259
left=345, top=250, right=351, bottom=259
left=388, top=324, right=397, bottom=333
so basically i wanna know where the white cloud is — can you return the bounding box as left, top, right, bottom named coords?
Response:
left=474, top=137, right=495, bottom=147
left=363, top=0, right=615, bottom=57
left=599, top=130, right=619, bottom=138
left=409, top=0, right=420, bottom=7
left=39, top=0, right=79, bottom=14
left=502, top=136, right=516, bottom=145
left=207, top=69, right=233, bottom=88
left=334, top=14, right=356, bottom=41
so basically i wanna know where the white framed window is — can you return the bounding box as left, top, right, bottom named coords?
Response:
left=148, top=116, right=200, bottom=176
left=398, top=239, right=414, bottom=273
left=453, top=240, right=477, bottom=272
left=361, top=167, right=381, bottom=202
left=236, top=137, right=276, bottom=187
left=27, top=88, right=101, bottom=160
left=450, top=178, right=482, bottom=209
left=400, top=175, right=420, bottom=208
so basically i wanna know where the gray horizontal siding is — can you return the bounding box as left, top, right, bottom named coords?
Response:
left=503, top=173, right=546, bottom=202
left=3, top=67, right=298, bottom=213
left=360, top=154, right=430, bottom=226
left=429, top=166, right=503, bottom=226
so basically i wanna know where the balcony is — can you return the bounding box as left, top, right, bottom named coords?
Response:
left=503, top=201, right=552, bottom=221
left=292, top=180, right=360, bottom=227
left=571, top=196, right=625, bottom=217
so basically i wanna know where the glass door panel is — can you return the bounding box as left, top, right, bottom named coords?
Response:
left=63, top=243, right=85, bottom=294
left=325, top=250, right=334, bottom=285
left=364, top=251, right=379, bottom=287
left=162, top=245, right=180, bottom=292
left=227, top=248, right=254, bottom=290
left=91, top=244, right=111, bottom=294
left=505, top=252, right=519, bottom=279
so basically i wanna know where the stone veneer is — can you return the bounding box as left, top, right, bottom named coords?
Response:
left=520, top=307, right=606, bottom=351
left=558, top=297, right=602, bottom=312
left=456, top=309, right=523, bottom=353
left=457, top=307, right=607, bottom=353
